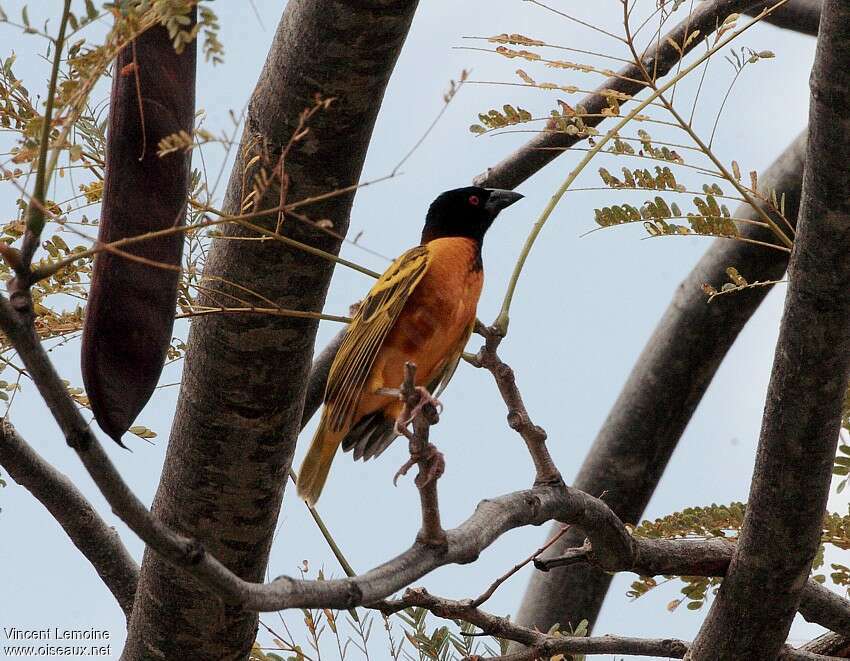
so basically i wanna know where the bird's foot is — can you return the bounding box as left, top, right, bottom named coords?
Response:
left=393, top=443, right=445, bottom=488
left=410, top=386, right=443, bottom=417
left=394, top=387, right=442, bottom=437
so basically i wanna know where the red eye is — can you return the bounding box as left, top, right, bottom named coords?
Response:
left=468, top=195, right=480, bottom=206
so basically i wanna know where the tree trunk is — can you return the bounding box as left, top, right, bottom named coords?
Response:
left=122, top=1, right=419, bottom=658
left=690, top=3, right=850, bottom=657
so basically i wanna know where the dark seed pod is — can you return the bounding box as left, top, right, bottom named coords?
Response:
left=82, top=15, right=197, bottom=446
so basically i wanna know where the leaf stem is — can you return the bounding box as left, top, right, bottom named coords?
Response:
left=493, top=0, right=790, bottom=336
left=22, top=0, right=73, bottom=266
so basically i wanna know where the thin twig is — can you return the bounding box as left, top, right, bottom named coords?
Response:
left=489, top=3, right=791, bottom=335
left=20, top=0, right=73, bottom=271
left=469, top=323, right=562, bottom=486
left=470, top=524, right=572, bottom=608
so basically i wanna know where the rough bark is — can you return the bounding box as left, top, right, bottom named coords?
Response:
left=123, top=2, right=419, bottom=659
left=689, top=3, right=850, bottom=657
left=513, top=132, right=807, bottom=634
left=802, top=633, right=850, bottom=657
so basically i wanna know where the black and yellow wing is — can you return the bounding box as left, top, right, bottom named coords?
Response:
left=340, top=317, right=472, bottom=462
left=324, top=245, right=431, bottom=433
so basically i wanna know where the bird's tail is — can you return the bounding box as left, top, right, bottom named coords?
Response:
left=297, top=415, right=345, bottom=506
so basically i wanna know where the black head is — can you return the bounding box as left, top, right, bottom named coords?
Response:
left=422, top=186, right=524, bottom=244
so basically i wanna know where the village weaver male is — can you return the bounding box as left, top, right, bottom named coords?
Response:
left=297, top=186, right=524, bottom=505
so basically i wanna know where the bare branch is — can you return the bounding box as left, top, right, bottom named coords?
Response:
left=470, top=524, right=572, bottom=608
left=393, top=362, right=447, bottom=546
left=534, top=535, right=850, bottom=639
left=381, top=587, right=690, bottom=659
left=690, top=5, right=850, bottom=656
left=0, top=419, right=139, bottom=619
left=470, top=323, right=562, bottom=486
left=378, top=588, right=842, bottom=661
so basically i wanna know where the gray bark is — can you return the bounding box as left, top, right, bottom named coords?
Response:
left=802, top=633, right=850, bottom=657
left=514, top=132, right=807, bottom=634
left=122, top=2, right=419, bottom=658
left=690, top=3, right=850, bottom=657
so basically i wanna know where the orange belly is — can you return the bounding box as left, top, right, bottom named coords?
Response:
left=356, top=237, right=483, bottom=420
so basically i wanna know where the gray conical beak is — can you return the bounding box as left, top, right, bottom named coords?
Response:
left=485, top=189, right=524, bottom=215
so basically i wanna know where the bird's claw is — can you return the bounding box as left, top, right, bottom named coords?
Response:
left=414, top=444, right=445, bottom=488
left=394, top=387, right=442, bottom=437
left=393, top=443, right=445, bottom=487
left=393, top=456, right=417, bottom=486
left=410, top=386, right=442, bottom=418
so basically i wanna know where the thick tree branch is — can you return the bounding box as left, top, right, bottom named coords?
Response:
left=747, top=0, right=822, bottom=35
left=514, top=130, right=807, bottom=634
left=0, top=419, right=139, bottom=619
left=690, top=4, right=850, bottom=657
left=801, top=633, right=850, bottom=657
left=124, top=1, right=420, bottom=658
left=535, top=535, right=850, bottom=639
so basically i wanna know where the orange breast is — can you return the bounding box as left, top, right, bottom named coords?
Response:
left=357, top=237, right=483, bottom=418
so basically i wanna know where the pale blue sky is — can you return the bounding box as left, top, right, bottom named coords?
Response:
left=0, top=2, right=834, bottom=659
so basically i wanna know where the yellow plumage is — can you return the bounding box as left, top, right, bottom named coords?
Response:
left=297, top=239, right=482, bottom=505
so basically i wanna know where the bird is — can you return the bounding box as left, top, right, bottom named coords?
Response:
left=297, top=186, right=524, bottom=505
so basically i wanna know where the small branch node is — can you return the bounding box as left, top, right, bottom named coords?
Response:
left=185, top=540, right=206, bottom=565
left=393, top=362, right=447, bottom=548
